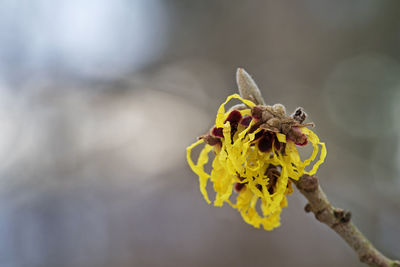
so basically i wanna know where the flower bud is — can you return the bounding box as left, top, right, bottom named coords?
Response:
left=272, top=104, right=286, bottom=117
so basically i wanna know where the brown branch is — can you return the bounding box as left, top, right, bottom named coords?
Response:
left=236, top=68, right=399, bottom=267
left=294, top=175, right=400, bottom=267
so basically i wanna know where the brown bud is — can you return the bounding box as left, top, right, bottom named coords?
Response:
left=272, top=104, right=286, bottom=117
left=292, top=107, right=307, bottom=124
left=342, top=211, right=352, bottom=223
left=334, top=209, right=345, bottom=218
left=262, top=110, right=273, bottom=122
left=267, top=118, right=281, bottom=130
left=304, top=203, right=312, bottom=213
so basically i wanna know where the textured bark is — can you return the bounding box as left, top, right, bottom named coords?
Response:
left=295, top=175, right=400, bottom=267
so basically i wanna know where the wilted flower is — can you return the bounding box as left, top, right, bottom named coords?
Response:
left=187, top=94, right=326, bottom=230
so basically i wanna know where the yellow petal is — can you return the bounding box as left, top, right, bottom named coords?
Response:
left=276, top=133, right=286, bottom=143
left=216, top=94, right=255, bottom=127
left=186, top=139, right=213, bottom=204
left=186, top=139, right=204, bottom=171
left=301, top=128, right=327, bottom=175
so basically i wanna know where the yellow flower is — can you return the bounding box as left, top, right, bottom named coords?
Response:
left=186, top=94, right=327, bottom=230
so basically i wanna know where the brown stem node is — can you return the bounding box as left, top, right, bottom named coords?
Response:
left=296, top=175, right=319, bottom=192
left=294, top=174, right=397, bottom=267
left=304, top=203, right=312, bottom=213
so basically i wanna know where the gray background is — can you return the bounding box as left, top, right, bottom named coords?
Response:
left=0, top=1, right=399, bottom=266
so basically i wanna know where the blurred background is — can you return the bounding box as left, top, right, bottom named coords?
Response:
left=0, top=1, right=399, bottom=266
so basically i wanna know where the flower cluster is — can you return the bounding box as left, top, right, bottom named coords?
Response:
left=187, top=94, right=326, bottom=230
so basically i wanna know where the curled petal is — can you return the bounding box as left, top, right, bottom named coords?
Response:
left=186, top=139, right=213, bottom=204
left=301, top=128, right=327, bottom=175
left=216, top=94, right=255, bottom=128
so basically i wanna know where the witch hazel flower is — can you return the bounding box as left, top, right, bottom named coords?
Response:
left=186, top=72, right=326, bottom=231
